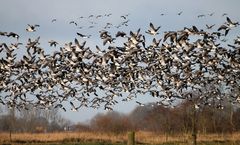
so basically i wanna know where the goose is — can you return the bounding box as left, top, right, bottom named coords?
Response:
left=197, top=14, right=205, bottom=18
left=163, top=31, right=177, bottom=43
left=226, top=17, right=239, bottom=28
left=105, top=13, right=112, bottom=17
left=136, top=101, right=145, bottom=106
left=26, top=24, right=40, bottom=32
left=54, top=104, right=66, bottom=112
left=10, top=42, right=23, bottom=50
left=99, top=30, right=110, bottom=39
left=234, top=36, right=240, bottom=45
left=206, top=24, right=215, bottom=29
left=77, top=32, right=91, bottom=38
left=88, top=15, right=94, bottom=18
left=208, top=12, right=214, bottom=16
left=48, top=40, right=58, bottom=47
left=146, top=22, right=161, bottom=35
left=194, top=104, right=200, bottom=109
left=74, top=38, right=86, bottom=52
left=7, top=32, right=19, bottom=40
left=177, top=11, right=183, bottom=15
left=218, top=24, right=230, bottom=36
left=69, top=21, right=77, bottom=26
left=120, top=15, right=127, bottom=19
left=103, top=37, right=115, bottom=46
left=222, top=13, right=228, bottom=17
left=70, top=101, right=80, bottom=111
left=96, top=15, right=102, bottom=18
left=51, top=19, right=57, bottom=22
left=150, top=38, right=161, bottom=48
left=115, top=31, right=127, bottom=37
left=104, top=105, right=113, bottom=111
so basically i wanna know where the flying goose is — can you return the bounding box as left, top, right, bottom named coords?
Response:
left=26, top=24, right=40, bottom=32
left=54, top=104, right=66, bottom=112
left=197, top=14, right=205, bottom=18
left=177, top=11, right=183, bottom=15
left=208, top=12, right=214, bottom=16
left=218, top=25, right=230, bottom=36
left=96, top=15, right=102, bottom=18
left=206, top=24, right=215, bottom=29
left=77, top=32, right=91, bottom=38
left=51, top=19, right=57, bottom=22
left=69, top=21, right=77, bottom=26
left=48, top=40, right=58, bottom=47
left=234, top=36, right=240, bottom=45
left=226, top=17, right=239, bottom=28
left=70, top=101, right=81, bottom=111
left=136, top=101, right=145, bottom=106
left=222, top=13, right=228, bottom=17
left=88, top=15, right=94, bottom=18
left=146, top=22, right=161, bottom=35
left=7, top=32, right=19, bottom=40
left=115, top=31, right=127, bottom=37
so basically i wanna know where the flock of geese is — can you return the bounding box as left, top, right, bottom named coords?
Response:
left=0, top=13, right=240, bottom=112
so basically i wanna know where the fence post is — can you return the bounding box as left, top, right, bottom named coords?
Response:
left=127, top=131, right=135, bottom=145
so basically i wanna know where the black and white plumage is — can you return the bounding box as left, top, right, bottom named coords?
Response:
left=146, top=23, right=161, bottom=35
left=0, top=14, right=239, bottom=113
left=77, top=32, right=91, bottom=38
left=48, top=40, right=58, bottom=47
left=26, top=24, right=40, bottom=32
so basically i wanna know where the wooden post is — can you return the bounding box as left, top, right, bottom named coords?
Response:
left=127, top=131, right=135, bottom=145
left=9, top=129, right=12, bottom=143
left=192, top=106, right=197, bottom=145
left=9, top=107, right=15, bottom=143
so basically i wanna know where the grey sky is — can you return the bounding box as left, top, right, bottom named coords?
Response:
left=1, top=0, right=240, bottom=123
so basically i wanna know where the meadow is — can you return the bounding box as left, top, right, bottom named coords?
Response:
left=1, top=131, right=240, bottom=145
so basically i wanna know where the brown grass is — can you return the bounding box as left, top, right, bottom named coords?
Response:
left=0, top=131, right=240, bottom=144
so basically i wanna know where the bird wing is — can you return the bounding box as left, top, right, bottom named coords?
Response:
left=226, top=17, right=233, bottom=24
left=218, top=25, right=228, bottom=31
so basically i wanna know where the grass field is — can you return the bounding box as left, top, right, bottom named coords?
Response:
left=2, top=142, right=240, bottom=145
left=1, top=131, right=240, bottom=145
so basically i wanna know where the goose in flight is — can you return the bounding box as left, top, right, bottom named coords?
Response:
left=51, top=19, right=57, bottom=23
left=70, top=101, right=81, bottom=111
left=26, top=24, right=40, bottom=32
left=69, top=21, right=77, bottom=26
left=226, top=17, right=239, bottom=28
left=77, top=32, right=91, bottom=38
left=206, top=24, right=215, bottom=29
left=146, top=22, right=161, bottom=35
left=218, top=24, right=230, bottom=36
left=177, top=11, right=183, bottom=15
left=136, top=101, right=145, bottom=106
left=7, top=32, right=19, bottom=40
left=48, top=40, right=58, bottom=47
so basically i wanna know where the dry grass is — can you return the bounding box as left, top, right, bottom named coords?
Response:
left=0, top=131, right=240, bottom=144
left=136, top=131, right=240, bottom=144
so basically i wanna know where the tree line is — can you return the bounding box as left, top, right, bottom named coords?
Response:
left=0, top=105, right=71, bottom=133
left=78, top=101, right=240, bottom=135
left=0, top=100, right=240, bottom=134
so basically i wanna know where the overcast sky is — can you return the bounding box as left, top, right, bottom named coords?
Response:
left=1, top=0, right=240, bottom=123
